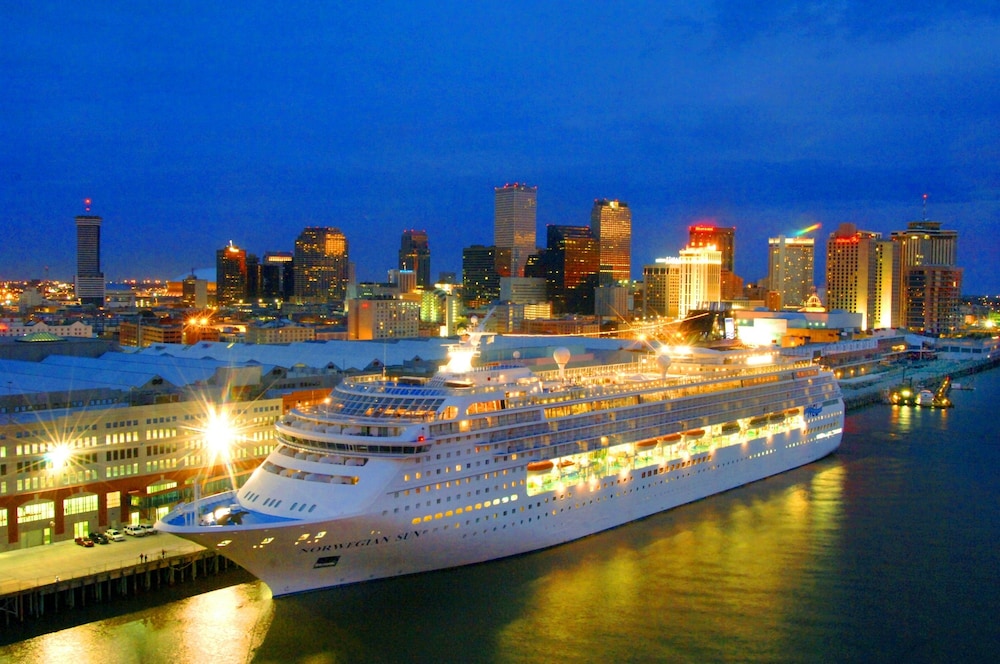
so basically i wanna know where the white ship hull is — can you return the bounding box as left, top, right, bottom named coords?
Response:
left=162, top=413, right=841, bottom=596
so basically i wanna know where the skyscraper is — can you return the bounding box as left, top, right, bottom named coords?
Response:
left=642, top=258, right=681, bottom=318
left=826, top=223, right=894, bottom=330
left=590, top=199, right=631, bottom=284
left=494, top=183, right=537, bottom=278
left=462, top=244, right=501, bottom=308
left=261, top=251, right=294, bottom=301
left=890, top=220, right=961, bottom=333
left=689, top=224, right=739, bottom=300
left=75, top=212, right=105, bottom=307
left=678, top=246, right=722, bottom=319
left=293, top=227, right=350, bottom=304
left=399, top=229, right=431, bottom=289
left=688, top=225, right=735, bottom=272
left=540, top=225, right=600, bottom=314
left=216, top=241, right=248, bottom=306
left=767, top=236, right=815, bottom=308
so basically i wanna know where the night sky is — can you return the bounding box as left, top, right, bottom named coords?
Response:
left=3, top=3, right=999, bottom=294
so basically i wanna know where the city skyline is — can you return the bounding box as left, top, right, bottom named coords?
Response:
left=3, top=4, right=999, bottom=293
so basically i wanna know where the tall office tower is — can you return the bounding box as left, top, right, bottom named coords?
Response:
left=826, top=223, right=895, bottom=330
left=642, top=258, right=681, bottom=318
left=494, top=183, right=537, bottom=278
left=767, top=236, right=815, bottom=309
left=590, top=199, right=632, bottom=284
left=261, top=252, right=295, bottom=301
left=398, top=230, right=431, bottom=290
left=539, top=225, right=600, bottom=314
left=462, top=244, right=501, bottom=308
left=678, top=246, right=722, bottom=320
left=890, top=220, right=961, bottom=332
left=689, top=224, right=740, bottom=300
left=688, top=225, right=735, bottom=272
left=75, top=213, right=105, bottom=307
left=293, top=227, right=350, bottom=304
left=216, top=241, right=248, bottom=305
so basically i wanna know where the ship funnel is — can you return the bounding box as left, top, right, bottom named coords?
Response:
left=553, top=347, right=571, bottom=380
left=656, top=352, right=672, bottom=379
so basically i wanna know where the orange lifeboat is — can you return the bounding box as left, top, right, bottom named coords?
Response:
left=527, top=460, right=554, bottom=472
left=636, top=440, right=658, bottom=450
left=683, top=429, right=705, bottom=439
left=663, top=433, right=683, bottom=443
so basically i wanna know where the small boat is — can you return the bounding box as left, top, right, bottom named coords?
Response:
left=768, top=412, right=785, bottom=423
left=662, top=433, right=683, bottom=443
left=636, top=440, right=658, bottom=450
left=917, top=389, right=935, bottom=407
left=749, top=416, right=768, bottom=427
left=721, top=422, right=740, bottom=435
left=683, top=429, right=705, bottom=439
left=527, top=460, right=554, bottom=472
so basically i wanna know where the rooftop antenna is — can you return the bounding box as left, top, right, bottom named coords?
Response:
left=922, top=193, right=928, bottom=221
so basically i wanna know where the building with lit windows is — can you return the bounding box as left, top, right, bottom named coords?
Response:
left=689, top=225, right=740, bottom=300
left=538, top=225, right=600, bottom=315
left=261, top=252, right=294, bottom=302
left=826, top=223, right=894, bottom=330
left=767, top=236, right=815, bottom=309
left=678, top=246, right=722, bottom=319
left=293, top=227, right=350, bottom=304
left=642, top=258, right=681, bottom=318
left=399, top=230, right=431, bottom=290
left=75, top=214, right=105, bottom=307
left=890, top=220, right=961, bottom=333
left=347, top=298, right=421, bottom=340
left=494, top=183, right=537, bottom=278
left=590, top=199, right=631, bottom=284
left=216, top=241, right=248, bottom=306
left=462, top=244, right=501, bottom=308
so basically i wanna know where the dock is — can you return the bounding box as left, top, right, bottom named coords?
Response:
left=0, top=533, right=237, bottom=625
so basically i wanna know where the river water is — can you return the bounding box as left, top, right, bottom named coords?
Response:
left=3, top=369, right=998, bottom=663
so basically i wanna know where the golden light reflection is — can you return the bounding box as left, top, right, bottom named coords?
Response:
left=497, top=460, right=846, bottom=661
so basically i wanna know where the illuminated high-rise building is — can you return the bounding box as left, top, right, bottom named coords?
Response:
left=890, top=220, right=961, bottom=333
left=216, top=241, right=248, bottom=306
left=590, top=199, right=631, bottom=284
left=462, top=244, right=501, bottom=308
left=293, top=227, right=350, bottom=304
left=689, top=224, right=740, bottom=300
left=398, top=229, right=431, bottom=289
left=75, top=211, right=105, bottom=307
left=642, top=258, right=681, bottom=318
left=494, top=183, right=537, bottom=278
left=539, top=225, right=599, bottom=314
left=688, top=225, right=735, bottom=272
left=261, top=251, right=294, bottom=301
left=767, top=236, right=814, bottom=308
left=678, top=246, right=721, bottom=319
left=826, top=223, right=894, bottom=330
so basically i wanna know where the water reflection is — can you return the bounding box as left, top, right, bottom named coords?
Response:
left=5, top=583, right=273, bottom=664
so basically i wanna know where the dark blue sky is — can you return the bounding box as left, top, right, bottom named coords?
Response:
left=3, top=2, right=999, bottom=294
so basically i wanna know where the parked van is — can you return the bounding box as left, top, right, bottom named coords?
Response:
left=105, top=528, right=125, bottom=541
left=124, top=524, right=146, bottom=537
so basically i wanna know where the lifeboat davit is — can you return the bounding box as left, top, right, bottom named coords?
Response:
left=527, top=460, right=554, bottom=472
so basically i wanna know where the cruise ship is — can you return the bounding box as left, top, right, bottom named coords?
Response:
left=157, top=332, right=844, bottom=596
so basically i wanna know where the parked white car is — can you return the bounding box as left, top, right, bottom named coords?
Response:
left=105, top=528, right=125, bottom=541
left=124, top=524, right=146, bottom=537
left=138, top=523, right=157, bottom=535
